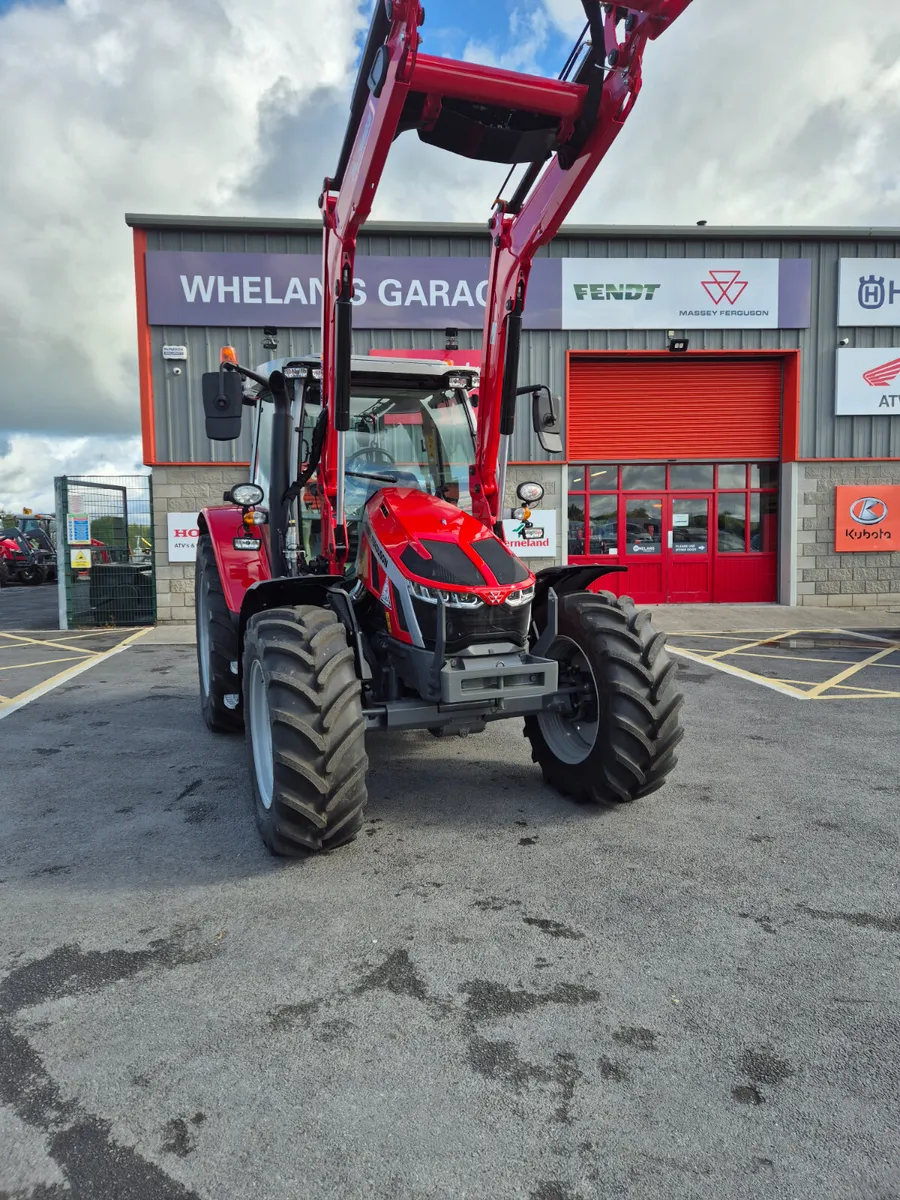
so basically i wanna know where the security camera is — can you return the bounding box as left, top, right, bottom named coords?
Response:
left=838, top=338, right=850, bottom=347
left=172, top=366, right=182, bottom=375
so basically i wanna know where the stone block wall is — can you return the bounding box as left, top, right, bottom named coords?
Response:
left=152, top=466, right=241, bottom=623
left=796, top=462, right=900, bottom=609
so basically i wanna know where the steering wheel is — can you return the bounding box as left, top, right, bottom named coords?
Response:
left=346, top=447, right=396, bottom=470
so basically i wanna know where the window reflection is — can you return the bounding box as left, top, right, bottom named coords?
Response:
left=751, top=492, right=779, bottom=551
left=625, top=499, right=662, bottom=555
left=568, top=466, right=585, bottom=492
left=749, top=462, right=779, bottom=489
left=717, top=464, right=746, bottom=489
left=718, top=494, right=747, bottom=552
left=670, top=465, right=714, bottom=490
left=622, top=464, right=666, bottom=491
left=589, top=496, right=618, bottom=555
left=567, top=498, right=586, bottom=556
left=587, top=464, right=619, bottom=491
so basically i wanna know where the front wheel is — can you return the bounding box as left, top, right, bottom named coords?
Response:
left=525, top=590, right=684, bottom=805
left=19, top=563, right=47, bottom=586
left=243, top=605, right=369, bottom=856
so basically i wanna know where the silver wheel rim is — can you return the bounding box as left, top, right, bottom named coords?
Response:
left=249, top=658, right=274, bottom=810
left=197, top=581, right=211, bottom=697
left=536, top=635, right=600, bottom=765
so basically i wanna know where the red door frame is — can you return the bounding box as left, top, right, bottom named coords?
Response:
left=666, top=493, right=713, bottom=603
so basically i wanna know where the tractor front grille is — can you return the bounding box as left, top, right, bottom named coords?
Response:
left=412, top=597, right=530, bottom=654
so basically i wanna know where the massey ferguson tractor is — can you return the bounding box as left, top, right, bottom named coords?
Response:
left=196, top=0, right=689, bottom=855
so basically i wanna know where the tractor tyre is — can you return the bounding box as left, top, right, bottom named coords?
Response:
left=19, top=563, right=47, bottom=586
left=195, top=534, right=243, bottom=733
left=242, top=605, right=368, bottom=856
left=525, top=590, right=684, bottom=806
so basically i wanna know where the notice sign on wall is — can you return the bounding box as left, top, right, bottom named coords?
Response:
left=167, top=512, right=200, bottom=562
left=835, top=486, right=900, bottom=552
left=501, top=510, right=557, bottom=558
left=835, top=348, right=900, bottom=415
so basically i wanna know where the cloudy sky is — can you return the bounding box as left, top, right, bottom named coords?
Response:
left=1, top=0, right=899, bottom=510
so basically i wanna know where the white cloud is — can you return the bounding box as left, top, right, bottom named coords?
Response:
left=0, top=434, right=146, bottom=513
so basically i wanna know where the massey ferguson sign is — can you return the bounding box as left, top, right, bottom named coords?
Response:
left=561, top=258, right=810, bottom=330
left=835, top=348, right=900, bottom=415
left=144, top=251, right=810, bottom=332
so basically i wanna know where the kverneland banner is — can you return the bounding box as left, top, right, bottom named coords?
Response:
left=144, top=250, right=810, bottom=331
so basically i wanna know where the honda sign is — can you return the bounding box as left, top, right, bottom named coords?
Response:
left=835, top=348, right=900, bottom=415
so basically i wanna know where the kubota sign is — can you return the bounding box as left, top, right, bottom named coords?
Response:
left=834, top=486, right=900, bottom=552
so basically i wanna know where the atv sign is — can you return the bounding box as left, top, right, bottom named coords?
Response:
left=167, top=513, right=200, bottom=562
left=835, top=348, right=900, bottom=415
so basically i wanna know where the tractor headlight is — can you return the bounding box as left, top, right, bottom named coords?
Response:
left=409, top=580, right=483, bottom=608
left=516, top=481, right=544, bottom=505
left=505, top=585, right=535, bottom=608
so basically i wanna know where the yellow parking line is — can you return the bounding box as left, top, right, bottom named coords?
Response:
left=670, top=647, right=809, bottom=698
left=818, top=691, right=900, bottom=701
left=707, top=630, right=803, bottom=661
left=806, top=645, right=900, bottom=699
left=0, top=653, right=96, bottom=672
left=0, top=631, right=126, bottom=655
left=725, top=651, right=860, bottom=667
left=0, top=628, right=150, bottom=721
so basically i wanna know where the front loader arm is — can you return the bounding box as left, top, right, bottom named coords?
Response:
left=472, top=0, right=692, bottom=525
left=318, top=0, right=693, bottom=562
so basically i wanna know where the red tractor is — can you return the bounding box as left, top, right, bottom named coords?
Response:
left=196, top=1, right=690, bottom=856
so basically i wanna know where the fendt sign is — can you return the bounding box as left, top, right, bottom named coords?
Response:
left=144, top=251, right=811, bottom=332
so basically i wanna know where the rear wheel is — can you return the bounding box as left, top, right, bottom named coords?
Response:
left=243, top=605, right=368, bottom=856
left=525, top=590, right=684, bottom=805
left=195, top=534, right=242, bottom=732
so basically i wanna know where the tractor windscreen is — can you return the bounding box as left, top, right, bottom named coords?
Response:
left=343, top=386, right=475, bottom=517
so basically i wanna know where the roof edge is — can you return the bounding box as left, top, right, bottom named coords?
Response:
left=125, top=213, right=900, bottom=240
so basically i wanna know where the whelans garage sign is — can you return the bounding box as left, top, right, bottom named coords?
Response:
left=834, top=486, right=900, bottom=552
left=144, top=251, right=810, bottom=331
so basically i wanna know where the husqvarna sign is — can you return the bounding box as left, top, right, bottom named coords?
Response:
left=838, top=260, right=900, bottom=325
left=835, top=347, right=900, bottom=415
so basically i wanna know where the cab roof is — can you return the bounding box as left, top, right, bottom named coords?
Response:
left=254, top=354, right=477, bottom=381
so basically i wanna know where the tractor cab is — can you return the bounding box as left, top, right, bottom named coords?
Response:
left=244, top=355, right=479, bottom=572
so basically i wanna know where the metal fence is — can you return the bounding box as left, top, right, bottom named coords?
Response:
left=55, top=474, right=156, bottom=629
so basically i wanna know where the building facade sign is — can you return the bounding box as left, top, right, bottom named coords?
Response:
left=834, top=486, right=900, bottom=552
left=835, top=348, right=900, bottom=415
left=167, top=512, right=200, bottom=562
left=145, top=251, right=811, bottom=331
left=562, top=258, right=810, bottom=330
left=838, top=259, right=900, bottom=326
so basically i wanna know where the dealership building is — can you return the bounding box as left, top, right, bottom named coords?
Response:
left=127, top=214, right=900, bottom=621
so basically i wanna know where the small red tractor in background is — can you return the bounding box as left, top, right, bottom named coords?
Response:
left=195, top=1, right=689, bottom=856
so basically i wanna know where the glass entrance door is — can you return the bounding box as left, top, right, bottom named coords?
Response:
left=667, top=495, right=712, bottom=602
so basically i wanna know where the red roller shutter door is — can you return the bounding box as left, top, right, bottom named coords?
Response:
left=567, top=355, right=783, bottom=460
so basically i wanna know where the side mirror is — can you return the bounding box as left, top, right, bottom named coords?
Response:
left=531, top=386, right=562, bottom=454
left=202, top=369, right=243, bottom=441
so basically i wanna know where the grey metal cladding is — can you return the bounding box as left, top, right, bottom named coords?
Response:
left=145, top=225, right=900, bottom=463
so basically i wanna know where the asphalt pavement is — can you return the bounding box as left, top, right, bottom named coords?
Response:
left=0, top=639, right=898, bottom=1200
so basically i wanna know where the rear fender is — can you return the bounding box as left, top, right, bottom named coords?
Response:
left=198, top=505, right=271, bottom=615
